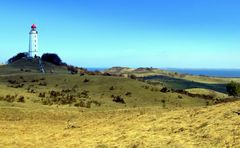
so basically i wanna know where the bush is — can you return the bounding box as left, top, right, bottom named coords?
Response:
left=67, top=65, right=78, bottom=74
left=39, top=82, right=47, bottom=86
left=74, top=100, right=101, bottom=108
left=0, top=95, right=17, bottom=102
left=112, top=95, right=126, bottom=104
left=226, top=81, right=240, bottom=97
left=79, top=90, right=89, bottom=98
left=39, top=92, right=46, bottom=98
left=83, top=79, right=90, bottom=83
left=109, top=86, right=114, bottom=90
left=161, top=99, right=166, bottom=108
left=41, top=53, right=62, bottom=65
left=102, top=72, right=112, bottom=76
left=8, top=52, right=28, bottom=63
left=17, top=96, right=25, bottom=103
left=129, top=74, right=137, bottom=79
left=125, top=92, right=132, bottom=96
left=160, top=87, right=171, bottom=93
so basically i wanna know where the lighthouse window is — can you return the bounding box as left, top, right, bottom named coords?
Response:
left=35, top=45, right=36, bottom=47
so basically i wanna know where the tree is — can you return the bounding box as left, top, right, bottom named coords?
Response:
left=8, top=52, right=28, bottom=63
left=226, top=81, right=240, bottom=97
left=41, top=53, right=62, bottom=65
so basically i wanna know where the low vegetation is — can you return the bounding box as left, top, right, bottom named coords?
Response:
left=41, top=53, right=63, bottom=65
left=0, top=94, right=25, bottom=103
left=226, top=81, right=240, bottom=97
left=8, top=52, right=28, bottom=63
left=0, top=61, right=240, bottom=147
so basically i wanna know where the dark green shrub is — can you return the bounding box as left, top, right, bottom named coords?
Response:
left=67, top=65, right=78, bottom=74
left=160, top=87, right=170, bottom=93
left=226, top=81, right=240, bottom=96
left=74, top=100, right=85, bottom=107
left=41, top=53, right=62, bottom=65
left=161, top=99, right=166, bottom=108
left=6, top=95, right=16, bottom=102
left=125, top=92, right=132, bottom=96
left=142, top=85, right=149, bottom=89
left=109, top=86, right=114, bottom=90
left=39, top=82, right=47, bottom=86
left=8, top=52, right=28, bottom=63
left=112, top=95, right=126, bottom=104
left=83, top=79, right=90, bottom=83
left=39, top=92, right=46, bottom=98
left=17, top=96, right=25, bottom=103
left=129, top=74, right=137, bottom=80
left=79, top=90, right=89, bottom=98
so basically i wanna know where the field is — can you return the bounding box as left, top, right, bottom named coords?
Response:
left=1, top=100, right=240, bottom=147
left=0, top=61, right=240, bottom=147
left=142, top=75, right=227, bottom=93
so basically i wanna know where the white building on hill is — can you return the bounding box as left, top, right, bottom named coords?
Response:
left=28, top=24, right=38, bottom=58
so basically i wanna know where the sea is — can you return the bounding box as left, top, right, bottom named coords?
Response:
left=86, top=68, right=240, bottom=78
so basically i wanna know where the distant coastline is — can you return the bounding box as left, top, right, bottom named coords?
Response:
left=86, top=67, right=240, bottom=78
left=164, top=68, right=240, bottom=78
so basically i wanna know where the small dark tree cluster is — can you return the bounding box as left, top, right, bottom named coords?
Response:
left=226, top=81, right=240, bottom=97
left=8, top=52, right=28, bottom=63
left=129, top=74, right=137, bottom=80
left=41, top=53, right=62, bottom=65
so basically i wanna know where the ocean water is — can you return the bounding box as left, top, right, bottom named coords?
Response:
left=86, top=68, right=240, bottom=78
left=86, top=68, right=108, bottom=72
left=164, top=68, right=240, bottom=78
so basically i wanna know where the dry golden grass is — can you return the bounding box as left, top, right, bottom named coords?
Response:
left=0, top=63, right=239, bottom=147
left=185, top=88, right=228, bottom=99
left=0, top=101, right=240, bottom=147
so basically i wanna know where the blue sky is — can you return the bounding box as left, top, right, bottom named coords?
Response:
left=0, top=0, right=240, bottom=68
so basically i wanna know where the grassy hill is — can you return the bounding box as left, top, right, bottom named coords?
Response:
left=105, top=67, right=240, bottom=95
left=0, top=58, right=68, bottom=75
left=0, top=61, right=239, bottom=147
left=0, top=73, right=209, bottom=109
left=143, top=75, right=227, bottom=93
left=185, top=88, right=228, bottom=99
left=105, top=67, right=240, bottom=84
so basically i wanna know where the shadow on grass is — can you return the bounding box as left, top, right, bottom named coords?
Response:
left=143, top=75, right=227, bottom=93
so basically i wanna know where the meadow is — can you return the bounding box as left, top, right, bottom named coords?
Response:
left=0, top=61, right=240, bottom=147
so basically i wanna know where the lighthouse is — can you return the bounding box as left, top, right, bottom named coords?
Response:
left=28, top=24, right=38, bottom=58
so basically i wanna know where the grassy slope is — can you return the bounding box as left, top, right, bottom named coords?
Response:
left=105, top=67, right=240, bottom=95
left=185, top=88, right=228, bottom=99
left=143, top=75, right=227, bottom=93
left=0, top=63, right=239, bottom=147
left=0, top=73, right=207, bottom=109
left=0, top=58, right=68, bottom=75
left=0, top=100, right=239, bottom=147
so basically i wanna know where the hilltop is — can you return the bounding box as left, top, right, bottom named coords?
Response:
left=0, top=58, right=68, bottom=75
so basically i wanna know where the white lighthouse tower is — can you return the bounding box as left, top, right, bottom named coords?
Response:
left=28, top=24, right=38, bottom=58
